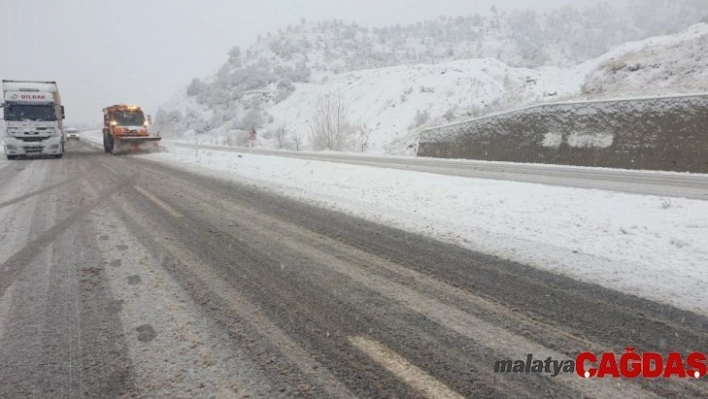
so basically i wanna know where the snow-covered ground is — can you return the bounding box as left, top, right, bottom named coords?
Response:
left=158, top=23, right=708, bottom=155
left=82, top=130, right=708, bottom=316
left=265, top=58, right=584, bottom=153
left=582, top=23, right=708, bottom=97
left=160, top=57, right=585, bottom=154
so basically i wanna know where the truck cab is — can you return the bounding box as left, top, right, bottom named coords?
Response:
left=1, top=80, right=65, bottom=160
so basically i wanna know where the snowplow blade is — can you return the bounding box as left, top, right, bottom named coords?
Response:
left=111, top=137, right=166, bottom=155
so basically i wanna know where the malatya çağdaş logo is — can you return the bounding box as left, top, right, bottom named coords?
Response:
left=495, top=348, right=706, bottom=379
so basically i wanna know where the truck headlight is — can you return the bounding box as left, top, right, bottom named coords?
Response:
left=6, top=145, right=17, bottom=150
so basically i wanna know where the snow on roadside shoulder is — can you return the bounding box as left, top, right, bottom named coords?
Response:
left=144, top=145, right=708, bottom=316
left=82, top=129, right=104, bottom=144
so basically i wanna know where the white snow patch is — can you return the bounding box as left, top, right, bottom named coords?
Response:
left=567, top=132, right=614, bottom=148
left=541, top=132, right=563, bottom=148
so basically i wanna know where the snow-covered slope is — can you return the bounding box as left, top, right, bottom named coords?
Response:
left=270, top=21, right=708, bottom=154
left=582, top=23, right=708, bottom=97
left=266, top=59, right=584, bottom=153
left=156, top=14, right=708, bottom=154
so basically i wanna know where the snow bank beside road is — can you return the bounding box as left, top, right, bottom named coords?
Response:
left=134, top=143, right=708, bottom=316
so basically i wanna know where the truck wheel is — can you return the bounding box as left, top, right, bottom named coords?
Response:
left=54, top=154, right=64, bottom=159
left=105, top=136, right=114, bottom=153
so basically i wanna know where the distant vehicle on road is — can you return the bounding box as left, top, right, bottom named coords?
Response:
left=1, top=79, right=65, bottom=160
left=66, top=127, right=80, bottom=140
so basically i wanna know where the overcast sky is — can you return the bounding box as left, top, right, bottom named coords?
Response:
left=0, top=0, right=605, bottom=124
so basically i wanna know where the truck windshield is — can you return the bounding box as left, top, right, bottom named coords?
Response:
left=112, top=111, right=145, bottom=126
left=4, top=104, right=56, bottom=121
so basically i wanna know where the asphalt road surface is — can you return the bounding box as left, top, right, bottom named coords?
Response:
left=171, top=141, right=708, bottom=200
left=0, top=141, right=706, bottom=398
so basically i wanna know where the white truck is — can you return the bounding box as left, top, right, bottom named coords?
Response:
left=1, top=80, right=65, bottom=160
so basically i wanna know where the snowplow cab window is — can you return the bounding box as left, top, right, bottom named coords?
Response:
left=111, top=111, right=145, bottom=126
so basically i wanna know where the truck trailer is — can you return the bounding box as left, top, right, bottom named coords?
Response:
left=1, top=80, right=65, bottom=159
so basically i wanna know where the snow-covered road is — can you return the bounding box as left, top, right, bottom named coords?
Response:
left=80, top=130, right=708, bottom=316
left=1, top=138, right=706, bottom=397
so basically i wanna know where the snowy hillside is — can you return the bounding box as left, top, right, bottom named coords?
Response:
left=581, top=23, right=708, bottom=97
left=155, top=1, right=708, bottom=154
left=263, top=59, right=585, bottom=153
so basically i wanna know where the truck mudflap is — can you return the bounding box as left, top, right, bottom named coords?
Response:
left=111, top=136, right=165, bottom=155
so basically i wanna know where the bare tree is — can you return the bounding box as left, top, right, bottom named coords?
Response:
left=291, top=130, right=304, bottom=151
left=309, top=92, right=355, bottom=151
left=356, top=123, right=372, bottom=152
left=273, top=122, right=289, bottom=149
left=411, top=109, right=430, bottom=128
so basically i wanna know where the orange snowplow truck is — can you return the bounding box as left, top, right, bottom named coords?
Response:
left=102, top=104, right=161, bottom=154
